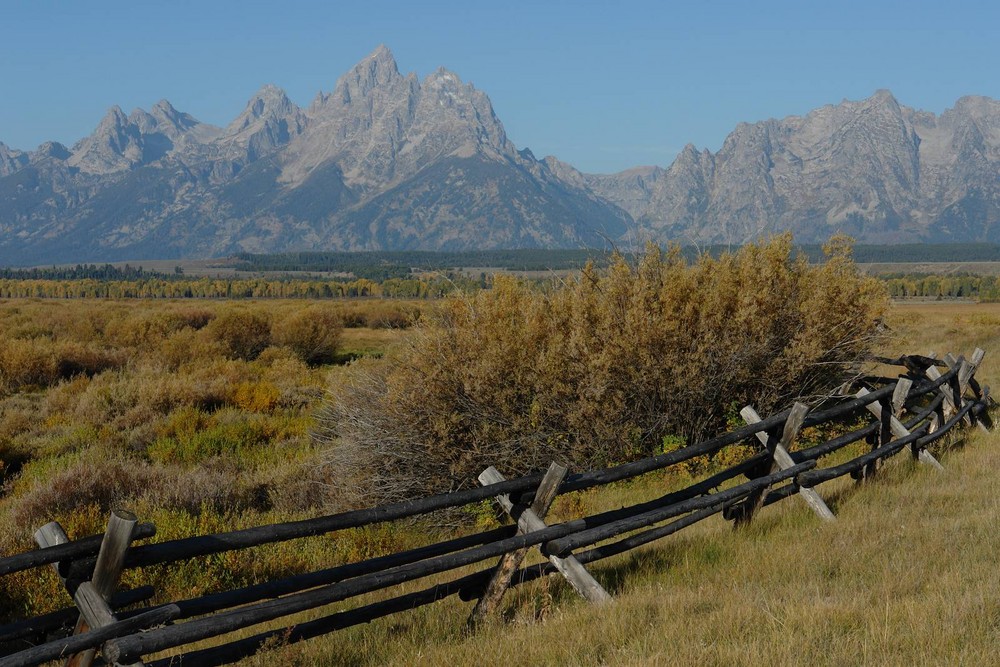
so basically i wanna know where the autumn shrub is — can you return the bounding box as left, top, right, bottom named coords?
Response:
left=105, top=311, right=176, bottom=349
left=159, top=327, right=228, bottom=370
left=338, top=307, right=368, bottom=328
left=207, top=310, right=272, bottom=360
left=0, top=338, right=59, bottom=389
left=362, top=303, right=418, bottom=329
left=146, top=407, right=308, bottom=467
left=52, top=341, right=126, bottom=379
left=338, top=303, right=419, bottom=329
left=273, top=306, right=342, bottom=366
left=256, top=351, right=324, bottom=408
left=173, top=307, right=216, bottom=330
left=233, top=381, right=282, bottom=413
left=320, top=235, right=889, bottom=507
left=8, top=455, right=267, bottom=531
left=70, top=361, right=254, bottom=448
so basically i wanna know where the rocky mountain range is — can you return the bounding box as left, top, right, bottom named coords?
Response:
left=578, top=90, right=1000, bottom=245
left=1, top=46, right=998, bottom=264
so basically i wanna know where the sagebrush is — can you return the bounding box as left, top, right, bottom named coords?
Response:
left=321, top=235, right=889, bottom=507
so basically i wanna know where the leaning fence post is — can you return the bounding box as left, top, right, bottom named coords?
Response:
left=862, top=394, right=894, bottom=479
left=467, top=462, right=568, bottom=629
left=474, top=465, right=610, bottom=610
left=966, top=348, right=995, bottom=431
left=737, top=403, right=833, bottom=523
left=944, top=351, right=991, bottom=433
left=857, top=387, right=944, bottom=472
left=926, top=354, right=968, bottom=425
left=64, top=508, right=143, bottom=667
left=34, top=522, right=72, bottom=582
left=890, top=378, right=925, bottom=462
left=35, top=511, right=147, bottom=667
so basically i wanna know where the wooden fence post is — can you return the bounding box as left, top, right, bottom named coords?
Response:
left=926, top=355, right=964, bottom=423
left=964, top=348, right=994, bottom=431
left=66, top=509, right=143, bottom=667
left=862, top=395, right=894, bottom=479
left=892, top=377, right=912, bottom=419
left=890, top=378, right=925, bottom=462
left=35, top=510, right=147, bottom=667
left=944, top=350, right=991, bottom=433
left=474, top=465, right=610, bottom=611
left=737, top=403, right=834, bottom=523
left=467, top=462, right=568, bottom=629
left=34, top=522, right=72, bottom=584
left=857, top=388, right=944, bottom=472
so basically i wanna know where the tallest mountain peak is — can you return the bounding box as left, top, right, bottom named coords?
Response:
left=330, top=44, right=404, bottom=104
left=367, top=44, right=396, bottom=66
left=353, top=44, right=399, bottom=77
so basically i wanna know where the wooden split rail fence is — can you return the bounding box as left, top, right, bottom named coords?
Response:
left=0, top=349, right=993, bottom=666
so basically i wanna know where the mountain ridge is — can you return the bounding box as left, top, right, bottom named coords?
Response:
left=1, top=46, right=998, bottom=264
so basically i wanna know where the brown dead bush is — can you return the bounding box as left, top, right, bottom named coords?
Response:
left=273, top=306, right=342, bottom=366
left=320, top=236, right=889, bottom=506
left=0, top=339, right=59, bottom=389
left=207, top=310, right=272, bottom=361
left=9, top=456, right=265, bottom=530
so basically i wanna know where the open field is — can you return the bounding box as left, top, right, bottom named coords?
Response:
left=224, top=300, right=1000, bottom=666
left=0, top=298, right=421, bottom=631
left=1, top=298, right=998, bottom=665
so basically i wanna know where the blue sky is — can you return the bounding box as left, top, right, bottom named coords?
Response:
left=1, top=0, right=997, bottom=173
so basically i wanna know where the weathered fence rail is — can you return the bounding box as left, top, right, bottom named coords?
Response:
left=0, top=349, right=992, bottom=667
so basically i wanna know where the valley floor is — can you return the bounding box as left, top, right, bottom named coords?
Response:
left=3, top=300, right=999, bottom=665
left=198, top=301, right=1000, bottom=666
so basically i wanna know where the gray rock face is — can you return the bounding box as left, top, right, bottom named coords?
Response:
left=589, top=90, right=1000, bottom=244
left=1, top=50, right=999, bottom=264
left=221, top=85, right=307, bottom=163
left=0, top=143, right=28, bottom=177
left=0, top=46, right=627, bottom=264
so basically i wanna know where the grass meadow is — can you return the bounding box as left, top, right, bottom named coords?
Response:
left=1, top=298, right=999, bottom=665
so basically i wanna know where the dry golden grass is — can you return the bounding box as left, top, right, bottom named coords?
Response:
left=207, top=300, right=1000, bottom=666
left=0, top=298, right=421, bottom=623
left=3, top=298, right=999, bottom=666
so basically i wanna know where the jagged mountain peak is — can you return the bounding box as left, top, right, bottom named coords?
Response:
left=0, top=141, right=29, bottom=177
left=678, top=143, right=702, bottom=158
left=951, top=95, right=1000, bottom=117
left=150, top=99, right=198, bottom=131
left=31, top=141, right=71, bottom=162
left=250, top=84, right=290, bottom=103
left=366, top=44, right=397, bottom=70
left=332, top=44, right=403, bottom=104
left=856, top=89, right=906, bottom=117
left=227, top=84, right=299, bottom=131
left=247, top=83, right=292, bottom=109
left=98, top=105, right=129, bottom=128
left=284, top=46, right=515, bottom=188
left=68, top=105, right=145, bottom=173
left=152, top=98, right=178, bottom=113
left=870, top=88, right=898, bottom=102
left=221, top=84, right=306, bottom=162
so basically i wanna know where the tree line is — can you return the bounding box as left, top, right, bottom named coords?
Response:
left=882, top=273, right=1000, bottom=300
left=0, top=274, right=485, bottom=300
